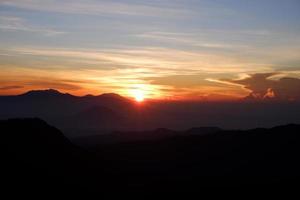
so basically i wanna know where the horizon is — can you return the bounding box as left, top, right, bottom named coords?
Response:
left=1, top=87, right=299, bottom=131
left=2, top=87, right=300, bottom=103
left=1, top=0, right=300, bottom=101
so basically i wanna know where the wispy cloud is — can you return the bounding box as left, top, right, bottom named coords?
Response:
left=0, top=0, right=192, bottom=18
left=9, top=46, right=271, bottom=74
left=25, top=80, right=82, bottom=90
left=0, top=15, right=65, bottom=36
left=3, top=45, right=274, bottom=99
left=0, top=85, right=23, bottom=90
left=135, top=31, right=250, bottom=50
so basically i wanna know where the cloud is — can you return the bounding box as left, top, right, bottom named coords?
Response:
left=135, top=31, right=249, bottom=50
left=25, top=80, right=82, bottom=91
left=0, top=15, right=65, bottom=36
left=9, top=46, right=267, bottom=73
left=0, top=85, right=23, bottom=90
left=226, top=73, right=300, bottom=101
left=0, top=0, right=191, bottom=18
left=2, top=46, right=280, bottom=100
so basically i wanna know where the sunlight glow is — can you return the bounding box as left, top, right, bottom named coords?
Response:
left=128, top=84, right=150, bottom=102
left=132, top=89, right=145, bottom=102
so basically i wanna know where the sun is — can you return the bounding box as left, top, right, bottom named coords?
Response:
left=132, top=89, right=145, bottom=102
left=127, top=83, right=159, bottom=102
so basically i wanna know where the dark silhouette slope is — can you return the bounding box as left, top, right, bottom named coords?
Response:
left=95, top=124, right=300, bottom=188
left=1, top=118, right=79, bottom=161
left=1, top=118, right=300, bottom=193
left=0, top=118, right=102, bottom=192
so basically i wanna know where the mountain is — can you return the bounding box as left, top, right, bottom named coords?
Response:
left=0, top=89, right=132, bottom=113
left=95, top=124, right=300, bottom=188
left=186, top=126, right=222, bottom=135
left=112, top=128, right=178, bottom=142
left=1, top=118, right=300, bottom=192
left=69, top=105, right=125, bottom=130
left=1, top=89, right=300, bottom=136
left=72, top=127, right=224, bottom=147
left=20, top=88, right=72, bottom=98
left=0, top=89, right=134, bottom=132
left=0, top=118, right=97, bottom=192
left=0, top=89, right=77, bottom=118
left=107, top=127, right=222, bottom=143
left=0, top=118, right=79, bottom=160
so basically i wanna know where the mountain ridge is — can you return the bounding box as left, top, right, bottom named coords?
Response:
left=2, top=118, right=300, bottom=191
left=1, top=89, right=300, bottom=134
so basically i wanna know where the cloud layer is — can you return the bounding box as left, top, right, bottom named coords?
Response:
left=227, top=73, right=300, bottom=101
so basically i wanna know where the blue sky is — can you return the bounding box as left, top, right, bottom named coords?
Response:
left=0, top=0, right=299, bottom=100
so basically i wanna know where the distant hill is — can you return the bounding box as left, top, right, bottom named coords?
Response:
left=186, top=126, right=222, bottom=135
left=20, top=88, right=72, bottom=98
left=1, top=89, right=300, bottom=136
left=70, top=105, right=125, bottom=130
left=0, top=89, right=132, bottom=113
left=72, top=126, right=225, bottom=147
left=95, top=123, right=300, bottom=188
left=75, top=126, right=222, bottom=147
left=0, top=89, right=134, bottom=132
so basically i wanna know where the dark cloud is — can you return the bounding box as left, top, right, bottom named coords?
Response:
left=0, top=85, right=24, bottom=90
left=26, top=81, right=82, bottom=91
left=227, top=73, right=300, bottom=101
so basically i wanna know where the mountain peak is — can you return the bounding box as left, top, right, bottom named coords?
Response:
left=97, top=93, right=131, bottom=103
left=187, top=127, right=222, bottom=135
left=98, top=93, right=124, bottom=98
left=20, top=89, right=68, bottom=97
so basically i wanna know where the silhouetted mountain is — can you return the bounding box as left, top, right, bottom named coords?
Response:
left=70, top=105, right=125, bottom=130
left=20, top=89, right=71, bottom=98
left=1, top=118, right=300, bottom=193
left=95, top=124, right=300, bottom=188
left=106, top=127, right=222, bottom=143
left=82, top=92, right=133, bottom=112
left=186, top=126, right=222, bottom=135
left=1, top=89, right=300, bottom=137
left=0, top=118, right=128, bottom=194
left=0, top=89, right=134, bottom=132
left=0, top=118, right=95, bottom=192
left=0, top=88, right=131, bottom=109
left=72, top=127, right=223, bottom=147
left=112, top=128, right=178, bottom=142
left=75, top=105, right=122, bottom=120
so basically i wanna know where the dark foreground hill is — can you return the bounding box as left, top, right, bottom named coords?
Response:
left=0, top=118, right=103, bottom=193
left=1, top=118, right=300, bottom=194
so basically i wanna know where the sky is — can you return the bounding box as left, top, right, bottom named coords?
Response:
left=0, top=0, right=300, bottom=101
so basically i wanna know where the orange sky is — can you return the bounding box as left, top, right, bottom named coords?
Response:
left=1, top=1, right=300, bottom=101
